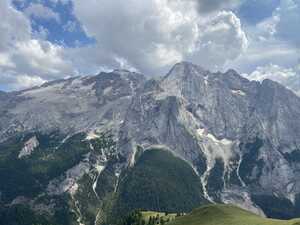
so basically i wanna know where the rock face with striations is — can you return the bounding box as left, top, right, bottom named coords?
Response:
left=118, top=62, right=300, bottom=217
left=1, top=62, right=300, bottom=221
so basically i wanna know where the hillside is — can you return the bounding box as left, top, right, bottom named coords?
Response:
left=169, top=204, right=300, bottom=225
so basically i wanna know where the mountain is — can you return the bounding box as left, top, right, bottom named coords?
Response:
left=169, top=204, right=300, bottom=225
left=1, top=62, right=300, bottom=224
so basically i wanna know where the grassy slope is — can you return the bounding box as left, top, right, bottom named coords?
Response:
left=168, top=204, right=300, bottom=225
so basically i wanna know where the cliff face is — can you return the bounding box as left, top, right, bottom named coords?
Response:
left=118, top=62, right=300, bottom=217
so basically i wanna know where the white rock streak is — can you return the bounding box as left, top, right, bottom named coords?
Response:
left=231, top=89, right=246, bottom=96
left=197, top=128, right=235, bottom=202
left=92, top=165, right=105, bottom=199
left=221, top=189, right=265, bottom=217
left=92, top=164, right=105, bottom=225
left=74, top=199, right=85, bottom=225
left=129, top=143, right=138, bottom=167
left=18, top=136, right=39, bottom=158
left=86, top=130, right=100, bottom=140
left=237, top=153, right=246, bottom=187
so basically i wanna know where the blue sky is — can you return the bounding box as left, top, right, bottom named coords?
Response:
left=238, top=0, right=281, bottom=24
left=12, top=0, right=94, bottom=47
left=0, top=0, right=299, bottom=92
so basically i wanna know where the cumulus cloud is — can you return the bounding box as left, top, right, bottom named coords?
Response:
left=24, top=3, right=60, bottom=22
left=32, top=25, right=50, bottom=40
left=0, top=0, right=249, bottom=90
left=247, top=64, right=297, bottom=82
left=225, top=0, right=300, bottom=75
left=245, top=64, right=300, bottom=95
left=0, top=73, right=45, bottom=90
left=0, top=0, right=31, bottom=52
left=11, top=40, right=73, bottom=79
left=2, top=0, right=299, bottom=93
left=226, top=38, right=299, bottom=73
left=71, top=0, right=247, bottom=74
left=188, top=11, right=248, bottom=70
left=0, top=0, right=74, bottom=90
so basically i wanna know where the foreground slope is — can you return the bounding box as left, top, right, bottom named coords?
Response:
left=169, top=204, right=300, bottom=225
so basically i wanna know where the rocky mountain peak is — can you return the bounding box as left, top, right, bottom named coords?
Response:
left=164, top=61, right=207, bottom=80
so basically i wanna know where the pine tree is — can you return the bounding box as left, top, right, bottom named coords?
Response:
left=148, top=216, right=153, bottom=225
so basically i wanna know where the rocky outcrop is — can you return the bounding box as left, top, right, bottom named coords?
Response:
left=18, top=136, right=39, bottom=158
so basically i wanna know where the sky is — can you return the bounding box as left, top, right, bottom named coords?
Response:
left=0, top=0, right=299, bottom=92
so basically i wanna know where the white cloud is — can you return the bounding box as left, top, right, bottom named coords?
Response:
left=16, top=75, right=45, bottom=89
left=0, top=0, right=250, bottom=90
left=245, top=64, right=300, bottom=95
left=247, top=64, right=297, bottom=82
left=0, top=73, right=45, bottom=90
left=225, top=0, right=300, bottom=75
left=0, top=0, right=74, bottom=90
left=256, top=15, right=280, bottom=37
left=0, top=0, right=31, bottom=52
left=71, top=0, right=247, bottom=74
left=2, top=0, right=298, bottom=93
left=63, top=20, right=78, bottom=32
left=12, top=39, right=73, bottom=79
left=32, top=25, right=50, bottom=40
left=226, top=38, right=299, bottom=73
left=189, top=11, right=248, bottom=70
left=24, top=3, right=60, bottom=22
left=0, top=53, right=14, bottom=68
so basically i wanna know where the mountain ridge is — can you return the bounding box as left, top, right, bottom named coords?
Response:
left=2, top=62, right=300, bottom=224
